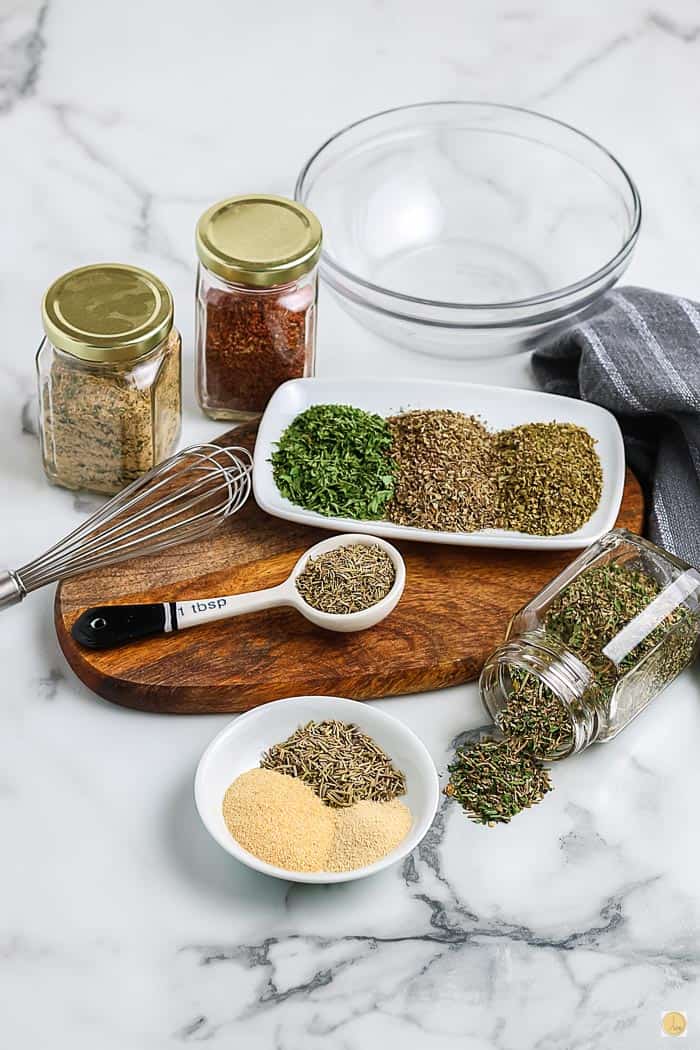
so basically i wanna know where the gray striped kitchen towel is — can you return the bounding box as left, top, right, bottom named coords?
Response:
left=532, top=286, right=700, bottom=567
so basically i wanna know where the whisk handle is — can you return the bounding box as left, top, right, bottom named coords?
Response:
left=0, top=570, right=24, bottom=610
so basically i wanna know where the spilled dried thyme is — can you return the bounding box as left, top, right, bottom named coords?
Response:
left=446, top=738, right=553, bottom=825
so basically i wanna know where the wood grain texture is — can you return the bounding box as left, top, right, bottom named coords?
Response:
left=55, top=423, right=645, bottom=714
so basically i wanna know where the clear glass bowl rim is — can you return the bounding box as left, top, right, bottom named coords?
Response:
left=294, top=100, right=642, bottom=314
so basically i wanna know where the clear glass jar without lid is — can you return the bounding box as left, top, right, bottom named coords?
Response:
left=37, top=264, right=182, bottom=494
left=480, top=530, right=700, bottom=759
left=195, top=194, right=322, bottom=421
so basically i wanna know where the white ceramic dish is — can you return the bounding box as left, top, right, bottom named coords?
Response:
left=194, top=695, right=440, bottom=884
left=253, top=378, right=626, bottom=551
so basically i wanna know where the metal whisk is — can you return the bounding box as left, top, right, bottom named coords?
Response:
left=0, top=443, right=252, bottom=610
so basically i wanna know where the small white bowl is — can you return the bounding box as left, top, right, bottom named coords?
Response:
left=194, top=695, right=440, bottom=884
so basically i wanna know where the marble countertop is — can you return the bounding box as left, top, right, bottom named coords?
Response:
left=2, top=1, right=700, bottom=1046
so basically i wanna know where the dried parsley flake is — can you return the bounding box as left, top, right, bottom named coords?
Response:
left=270, top=404, right=395, bottom=519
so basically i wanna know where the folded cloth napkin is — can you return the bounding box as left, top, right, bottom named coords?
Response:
left=532, top=286, right=700, bottom=568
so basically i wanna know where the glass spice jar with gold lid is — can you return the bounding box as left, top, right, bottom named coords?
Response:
left=195, top=194, right=322, bottom=421
left=37, top=263, right=182, bottom=494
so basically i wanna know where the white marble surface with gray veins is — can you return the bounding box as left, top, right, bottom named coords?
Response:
left=1, top=1, right=700, bottom=1047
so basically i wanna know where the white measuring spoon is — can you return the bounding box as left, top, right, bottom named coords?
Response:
left=72, top=534, right=406, bottom=649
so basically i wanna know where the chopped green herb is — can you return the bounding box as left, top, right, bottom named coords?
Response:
left=270, top=404, right=395, bottom=519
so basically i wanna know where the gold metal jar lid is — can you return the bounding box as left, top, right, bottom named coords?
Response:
left=42, top=263, right=174, bottom=362
left=195, top=194, right=322, bottom=288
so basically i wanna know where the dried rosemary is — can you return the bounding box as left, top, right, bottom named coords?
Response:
left=260, top=720, right=406, bottom=807
left=445, top=737, right=552, bottom=826
left=495, top=422, right=602, bottom=535
left=296, top=543, right=395, bottom=614
left=386, top=410, right=497, bottom=532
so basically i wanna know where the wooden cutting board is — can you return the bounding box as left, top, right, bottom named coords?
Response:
left=55, top=422, right=644, bottom=714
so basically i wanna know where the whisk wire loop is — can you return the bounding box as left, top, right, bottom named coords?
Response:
left=12, top=443, right=252, bottom=597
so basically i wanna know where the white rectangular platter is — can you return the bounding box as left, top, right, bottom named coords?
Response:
left=252, top=378, right=626, bottom=551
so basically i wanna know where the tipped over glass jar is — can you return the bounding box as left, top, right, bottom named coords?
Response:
left=480, top=530, right=700, bottom=759
left=195, top=194, right=321, bottom=422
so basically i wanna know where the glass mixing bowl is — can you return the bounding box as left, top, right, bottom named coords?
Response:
left=295, top=102, right=641, bottom=359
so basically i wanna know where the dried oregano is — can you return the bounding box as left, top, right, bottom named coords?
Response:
left=495, top=421, right=603, bottom=535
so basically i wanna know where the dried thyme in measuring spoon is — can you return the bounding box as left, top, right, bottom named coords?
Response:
left=295, top=543, right=395, bottom=614
left=261, top=720, right=407, bottom=807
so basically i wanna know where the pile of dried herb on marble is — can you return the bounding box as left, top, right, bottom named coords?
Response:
left=261, top=719, right=407, bottom=807
left=296, top=542, right=395, bottom=614
left=270, top=404, right=395, bottom=519
left=446, top=673, right=567, bottom=826
left=446, top=738, right=553, bottom=825
left=271, top=404, right=603, bottom=536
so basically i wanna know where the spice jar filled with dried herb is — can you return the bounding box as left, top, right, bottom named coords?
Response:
left=37, top=264, right=181, bottom=494
left=480, top=529, right=700, bottom=760
left=195, top=194, right=321, bottom=421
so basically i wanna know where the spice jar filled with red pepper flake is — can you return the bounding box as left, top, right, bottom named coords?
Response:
left=195, top=194, right=322, bottom=421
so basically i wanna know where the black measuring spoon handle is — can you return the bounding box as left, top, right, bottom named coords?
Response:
left=72, top=602, right=172, bottom=649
